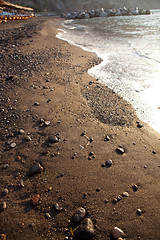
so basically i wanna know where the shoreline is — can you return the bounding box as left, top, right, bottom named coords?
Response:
left=0, top=16, right=160, bottom=240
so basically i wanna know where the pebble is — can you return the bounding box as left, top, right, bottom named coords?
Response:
left=73, top=207, right=86, bottom=223
left=0, top=202, right=7, bottom=211
left=0, top=234, right=7, bottom=240
left=104, top=135, right=110, bottom=141
left=45, top=213, right=51, bottom=219
left=27, top=162, right=44, bottom=176
left=111, top=227, right=125, bottom=239
left=2, top=188, right=9, bottom=196
left=31, top=194, right=40, bottom=206
left=43, top=121, right=50, bottom=127
left=74, top=218, right=95, bottom=240
left=132, top=184, right=139, bottom=192
left=137, top=122, right=143, bottom=128
left=96, top=187, right=100, bottom=192
left=19, top=129, right=25, bottom=134
left=122, top=192, right=129, bottom=197
left=105, top=159, right=113, bottom=167
left=20, top=180, right=25, bottom=187
left=34, top=102, right=40, bottom=106
left=137, top=209, right=142, bottom=216
left=117, top=195, right=122, bottom=201
left=104, top=199, right=109, bottom=203
left=25, top=135, right=32, bottom=141
left=48, top=136, right=59, bottom=143
left=113, top=198, right=118, bottom=204
left=10, top=142, right=16, bottom=148
left=54, top=203, right=63, bottom=212
left=116, top=147, right=125, bottom=155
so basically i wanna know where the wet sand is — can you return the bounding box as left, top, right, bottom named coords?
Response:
left=0, top=16, right=160, bottom=240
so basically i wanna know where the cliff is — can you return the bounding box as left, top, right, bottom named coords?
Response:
left=8, top=0, right=160, bottom=12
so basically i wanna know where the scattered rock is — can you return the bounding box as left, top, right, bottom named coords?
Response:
left=2, top=188, right=9, bottom=196
left=54, top=203, right=63, bottom=212
left=20, top=180, right=25, bottom=188
left=31, top=194, right=40, bottom=206
left=48, top=136, right=60, bottom=143
left=105, top=159, right=113, bottom=167
left=0, top=234, right=7, bottom=240
left=152, top=150, right=156, bottom=154
left=111, top=227, right=125, bottom=239
left=43, top=121, right=50, bottom=127
left=104, top=135, right=110, bottom=141
left=0, top=202, right=7, bottom=212
left=137, top=122, right=143, bottom=128
left=34, top=102, right=40, bottom=106
left=132, top=184, right=139, bottom=192
left=96, top=187, right=100, bottom=192
left=122, top=192, right=129, bottom=197
left=117, top=195, right=122, bottom=201
left=116, top=147, right=125, bottom=155
left=137, top=209, right=142, bottom=216
left=74, top=218, right=95, bottom=240
left=25, top=135, right=32, bottom=142
left=113, top=198, right=118, bottom=204
left=73, top=207, right=86, bottom=223
left=104, top=199, right=109, bottom=203
left=27, top=162, right=44, bottom=176
left=10, top=142, right=16, bottom=148
left=19, top=129, right=25, bottom=134
left=45, top=213, right=51, bottom=219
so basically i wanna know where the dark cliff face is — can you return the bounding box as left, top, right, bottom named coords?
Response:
left=9, top=0, right=160, bottom=12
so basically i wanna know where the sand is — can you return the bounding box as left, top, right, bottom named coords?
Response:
left=0, top=16, right=160, bottom=240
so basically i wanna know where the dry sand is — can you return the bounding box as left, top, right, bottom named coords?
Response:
left=0, top=16, right=160, bottom=240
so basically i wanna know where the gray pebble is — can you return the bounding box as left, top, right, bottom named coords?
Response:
left=105, top=159, right=112, bottom=167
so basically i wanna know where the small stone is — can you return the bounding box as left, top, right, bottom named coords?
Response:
left=48, top=136, right=59, bottom=143
left=27, top=162, right=44, bottom=176
left=2, top=188, right=9, bottom=196
left=45, top=213, right=51, bottom=219
left=122, top=192, right=129, bottom=197
left=25, top=135, right=32, bottom=142
left=104, top=135, right=110, bottom=141
left=20, top=180, right=25, bottom=187
left=10, top=142, right=16, bottom=148
left=19, top=129, right=25, bottom=134
left=111, top=227, right=125, bottom=239
left=43, top=121, right=51, bottom=127
left=89, top=138, right=94, bottom=143
left=105, top=159, right=112, bottom=167
left=137, top=209, right=142, bottom=216
left=132, top=184, right=139, bottom=191
left=137, top=122, right=143, bottom=128
left=152, top=150, right=156, bottom=154
left=96, top=187, right=100, bottom=192
left=89, top=152, right=94, bottom=156
left=73, top=207, right=86, bottom=223
left=113, top=198, right=118, bottom=204
left=54, top=203, right=63, bottom=212
left=31, top=194, right=40, bottom=206
left=117, top=195, right=122, bottom=201
left=34, top=102, right=40, bottom=106
left=0, top=234, right=7, bottom=240
left=104, top=199, right=109, bottom=203
left=0, top=202, right=7, bottom=211
left=116, top=147, right=125, bottom=154
left=74, top=218, right=94, bottom=240
left=39, top=118, right=45, bottom=123
left=2, top=164, right=9, bottom=169
left=101, top=163, right=106, bottom=168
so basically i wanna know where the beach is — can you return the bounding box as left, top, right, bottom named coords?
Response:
left=0, top=16, right=160, bottom=240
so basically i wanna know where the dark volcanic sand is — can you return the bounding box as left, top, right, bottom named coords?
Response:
left=0, top=16, right=160, bottom=240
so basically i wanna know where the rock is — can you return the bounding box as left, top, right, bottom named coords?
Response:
left=48, top=136, right=59, bottom=143
left=113, top=198, right=118, bottom=204
left=104, top=135, right=110, bottom=141
left=0, top=234, right=7, bottom=240
left=19, top=129, right=25, bottom=134
left=116, top=147, right=125, bottom=154
left=20, top=180, right=25, bottom=187
left=122, top=192, right=129, bottom=197
left=27, top=162, right=44, bottom=176
left=2, top=188, right=9, bottom=196
left=73, top=207, right=86, bottom=223
left=132, top=184, right=139, bottom=191
left=96, top=187, right=100, bottom=192
left=34, top=102, right=40, bottom=106
left=10, top=142, right=16, bottom=148
left=111, top=227, right=125, bottom=239
left=45, top=213, right=51, bottom=219
left=54, top=203, right=63, bottom=212
left=31, top=194, right=40, bottom=206
left=105, top=159, right=112, bottom=167
left=137, top=209, right=142, bottom=215
left=43, top=121, right=51, bottom=127
left=74, top=218, right=95, bottom=240
left=0, top=202, right=7, bottom=211
left=137, top=122, right=143, bottom=128
left=117, top=195, right=122, bottom=201
left=25, top=135, right=32, bottom=142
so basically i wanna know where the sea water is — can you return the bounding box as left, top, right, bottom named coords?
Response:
left=57, top=9, right=160, bottom=133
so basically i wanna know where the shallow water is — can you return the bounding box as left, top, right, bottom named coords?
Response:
left=57, top=10, right=160, bottom=133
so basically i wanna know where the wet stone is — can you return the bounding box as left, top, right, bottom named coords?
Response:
left=73, top=207, right=86, bottom=223
left=74, top=218, right=95, bottom=240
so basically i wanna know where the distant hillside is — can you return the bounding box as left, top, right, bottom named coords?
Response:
left=9, top=0, right=160, bottom=12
